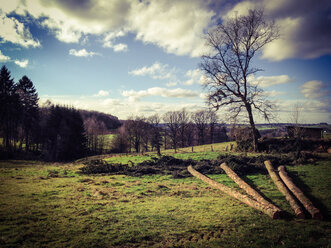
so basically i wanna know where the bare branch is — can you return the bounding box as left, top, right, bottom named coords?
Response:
left=200, top=8, right=279, bottom=151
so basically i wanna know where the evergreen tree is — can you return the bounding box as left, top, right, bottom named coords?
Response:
left=43, top=105, right=87, bottom=161
left=16, top=75, right=39, bottom=152
left=0, top=66, right=19, bottom=151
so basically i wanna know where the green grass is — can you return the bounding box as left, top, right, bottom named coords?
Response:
left=0, top=157, right=330, bottom=247
left=104, top=141, right=239, bottom=165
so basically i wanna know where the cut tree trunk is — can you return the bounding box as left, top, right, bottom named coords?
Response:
left=187, top=165, right=282, bottom=219
left=278, top=165, right=323, bottom=220
left=264, top=160, right=305, bottom=218
left=220, top=163, right=283, bottom=214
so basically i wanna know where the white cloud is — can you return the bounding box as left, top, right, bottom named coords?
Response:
left=14, top=59, right=28, bottom=68
left=223, top=1, right=256, bottom=19
left=129, top=62, right=174, bottom=80
left=0, top=0, right=214, bottom=57
left=113, top=43, right=128, bottom=52
left=224, top=0, right=331, bottom=61
left=122, top=87, right=198, bottom=101
left=262, top=17, right=301, bottom=61
left=0, top=12, right=41, bottom=48
left=101, top=98, right=122, bottom=106
left=274, top=98, right=331, bottom=123
left=0, top=50, right=10, bottom=61
left=199, top=92, right=208, bottom=100
left=166, top=82, right=178, bottom=87
left=128, top=0, right=214, bottom=57
left=94, top=90, right=110, bottom=97
left=69, top=48, right=98, bottom=57
left=103, top=30, right=128, bottom=52
left=38, top=94, right=205, bottom=120
left=183, top=68, right=205, bottom=85
left=2, top=0, right=331, bottom=60
left=300, top=80, right=328, bottom=99
left=248, top=74, right=292, bottom=87
left=263, top=90, right=285, bottom=97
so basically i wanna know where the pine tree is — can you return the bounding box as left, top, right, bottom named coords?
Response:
left=43, top=105, right=87, bottom=161
left=0, top=66, right=19, bottom=151
left=16, top=75, right=39, bottom=152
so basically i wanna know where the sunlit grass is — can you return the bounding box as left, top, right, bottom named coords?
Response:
left=104, top=141, right=240, bottom=165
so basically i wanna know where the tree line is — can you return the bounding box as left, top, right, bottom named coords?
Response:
left=0, top=65, right=120, bottom=161
left=112, top=109, right=228, bottom=155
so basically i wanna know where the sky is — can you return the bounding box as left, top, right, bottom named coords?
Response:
left=0, top=0, right=330, bottom=123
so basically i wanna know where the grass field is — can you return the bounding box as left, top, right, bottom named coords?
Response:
left=0, top=151, right=330, bottom=247
left=104, top=142, right=238, bottom=165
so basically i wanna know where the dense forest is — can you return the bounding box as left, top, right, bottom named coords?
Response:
left=0, top=65, right=121, bottom=160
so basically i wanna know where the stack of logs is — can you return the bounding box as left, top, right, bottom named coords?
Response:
left=264, top=160, right=323, bottom=220
left=188, top=160, right=323, bottom=220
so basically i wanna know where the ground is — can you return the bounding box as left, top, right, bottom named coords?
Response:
left=0, top=148, right=330, bottom=247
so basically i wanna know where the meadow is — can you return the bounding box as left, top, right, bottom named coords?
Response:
left=0, top=144, right=330, bottom=247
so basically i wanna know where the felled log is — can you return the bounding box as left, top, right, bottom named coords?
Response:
left=187, top=165, right=282, bottom=219
left=220, top=162, right=282, bottom=214
left=278, top=165, right=323, bottom=220
left=264, top=160, right=305, bottom=218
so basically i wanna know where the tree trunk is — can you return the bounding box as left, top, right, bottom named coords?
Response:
left=245, top=102, right=258, bottom=152
left=25, top=130, right=29, bottom=152
left=278, top=165, right=323, bottom=220
left=220, top=163, right=283, bottom=214
left=187, top=165, right=282, bottom=219
left=264, top=160, right=305, bottom=218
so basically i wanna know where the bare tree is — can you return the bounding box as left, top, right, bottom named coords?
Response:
left=148, top=114, right=162, bottom=156
left=207, top=109, right=218, bottom=144
left=287, top=103, right=304, bottom=140
left=163, top=111, right=180, bottom=153
left=200, top=9, right=278, bottom=151
left=186, top=122, right=196, bottom=151
left=84, top=117, right=107, bottom=154
left=192, top=110, right=209, bottom=145
left=178, top=109, right=190, bottom=147
left=111, top=126, right=130, bottom=153
left=124, top=116, right=146, bottom=153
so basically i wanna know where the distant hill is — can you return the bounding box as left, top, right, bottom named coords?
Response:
left=79, top=110, right=122, bottom=131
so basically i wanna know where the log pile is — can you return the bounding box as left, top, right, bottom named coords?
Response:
left=264, top=160, right=305, bottom=218
left=278, top=165, right=323, bottom=220
left=187, top=160, right=323, bottom=220
left=187, top=165, right=282, bottom=219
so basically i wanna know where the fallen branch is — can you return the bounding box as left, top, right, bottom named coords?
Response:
left=220, top=162, right=282, bottom=214
left=278, top=165, right=323, bottom=220
left=187, top=165, right=282, bottom=219
left=264, top=160, right=305, bottom=218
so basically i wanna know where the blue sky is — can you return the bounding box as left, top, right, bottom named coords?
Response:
left=0, top=0, right=330, bottom=123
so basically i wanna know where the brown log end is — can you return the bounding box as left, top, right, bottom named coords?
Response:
left=274, top=210, right=287, bottom=220
left=296, top=212, right=305, bottom=219
left=272, top=210, right=285, bottom=220
left=313, top=211, right=324, bottom=220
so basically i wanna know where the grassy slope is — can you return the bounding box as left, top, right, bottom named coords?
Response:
left=104, top=141, right=239, bottom=165
left=0, top=156, right=330, bottom=247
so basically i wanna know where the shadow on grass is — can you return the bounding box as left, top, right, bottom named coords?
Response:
left=285, top=170, right=330, bottom=221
